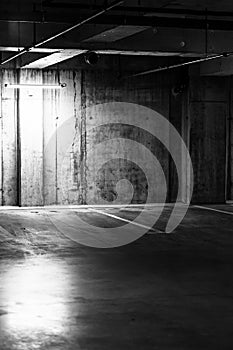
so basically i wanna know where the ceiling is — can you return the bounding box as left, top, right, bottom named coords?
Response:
left=1, top=0, right=233, bottom=69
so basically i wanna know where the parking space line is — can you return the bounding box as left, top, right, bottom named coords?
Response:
left=88, top=208, right=157, bottom=232
left=194, top=205, right=233, bottom=216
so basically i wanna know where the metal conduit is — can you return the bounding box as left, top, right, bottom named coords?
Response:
left=0, top=0, right=123, bottom=66
left=41, top=3, right=233, bottom=18
left=127, top=53, right=232, bottom=78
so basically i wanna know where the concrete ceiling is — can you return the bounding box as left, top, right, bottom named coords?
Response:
left=1, top=0, right=233, bottom=70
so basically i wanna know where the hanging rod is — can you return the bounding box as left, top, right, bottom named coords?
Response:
left=126, top=53, right=231, bottom=78
left=0, top=0, right=123, bottom=66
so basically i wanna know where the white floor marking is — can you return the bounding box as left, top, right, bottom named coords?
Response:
left=194, top=205, right=233, bottom=216
left=88, top=208, right=155, bottom=231
left=0, top=203, right=180, bottom=211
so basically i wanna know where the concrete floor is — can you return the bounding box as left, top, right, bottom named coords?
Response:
left=0, top=205, right=233, bottom=350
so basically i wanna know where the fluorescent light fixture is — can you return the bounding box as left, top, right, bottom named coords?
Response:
left=4, top=83, right=67, bottom=89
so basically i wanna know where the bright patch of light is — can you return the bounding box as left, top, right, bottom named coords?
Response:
left=4, top=83, right=66, bottom=89
left=1, top=256, right=71, bottom=333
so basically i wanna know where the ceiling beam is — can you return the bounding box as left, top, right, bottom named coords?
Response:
left=1, top=12, right=233, bottom=30
left=95, top=50, right=203, bottom=57
left=87, top=15, right=233, bottom=31
left=77, top=28, right=233, bottom=56
left=39, top=3, right=233, bottom=18
left=1, top=27, right=233, bottom=58
left=0, top=46, right=208, bottom=59
left=21, top=49, right=86, bottom=68
left=83, top=25, right=150, bottom=43
left=0, top=46, right=59, bottom=53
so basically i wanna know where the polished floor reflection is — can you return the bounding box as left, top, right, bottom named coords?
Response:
left=2, top=257, right=69, bottom=329
left=0, top=205, right=233, bottom=349
left=1, top=256, right=75, bottom=349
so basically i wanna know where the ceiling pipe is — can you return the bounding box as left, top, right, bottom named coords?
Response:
left=88, top=15, right=233, bottom=30
left=0, top=0, right=123, bottom=66
left=40, top=3, right=233, bottom=18
left=3, top=16, right=233, bottom=30
left=126, top=53, right=231, bottom=78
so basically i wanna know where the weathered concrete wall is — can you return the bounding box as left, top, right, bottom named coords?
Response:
left=0, top=63, right=187, bottom=206
left=84, top=70, right=168, bottom=204
left=0, top=70, right=18, bottom=205
left=0, top=69, right=83, bottom=206
left=189, top=76, right=228, bottom=203
left=83, top=68, right=189, bottom=205
left=19, top=69, right=44, bottom=206
left=230, top=78, right=233, bottom=201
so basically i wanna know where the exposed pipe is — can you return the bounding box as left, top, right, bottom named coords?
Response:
left=126, top=53, right=231, bottom=78
left=0, top=0, right=123, bottom=66
left=2, top=14, right=233, bottom=30
left=41, top=3, right=233, bottom=18
left=89, top=15, right=233, bottom=30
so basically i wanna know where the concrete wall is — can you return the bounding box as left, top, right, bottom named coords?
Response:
left=189, top=76, right=229, bottom=203
left=0, top=70, right=18, bottom=205
left=230, top=77, right=233, bottom=201
left=1, top=58, right=232, bottom=206
left=0, top=62, right=188, bottom=206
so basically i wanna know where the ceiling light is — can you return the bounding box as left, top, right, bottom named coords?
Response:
left=4, top=83, right=67, bottom=89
